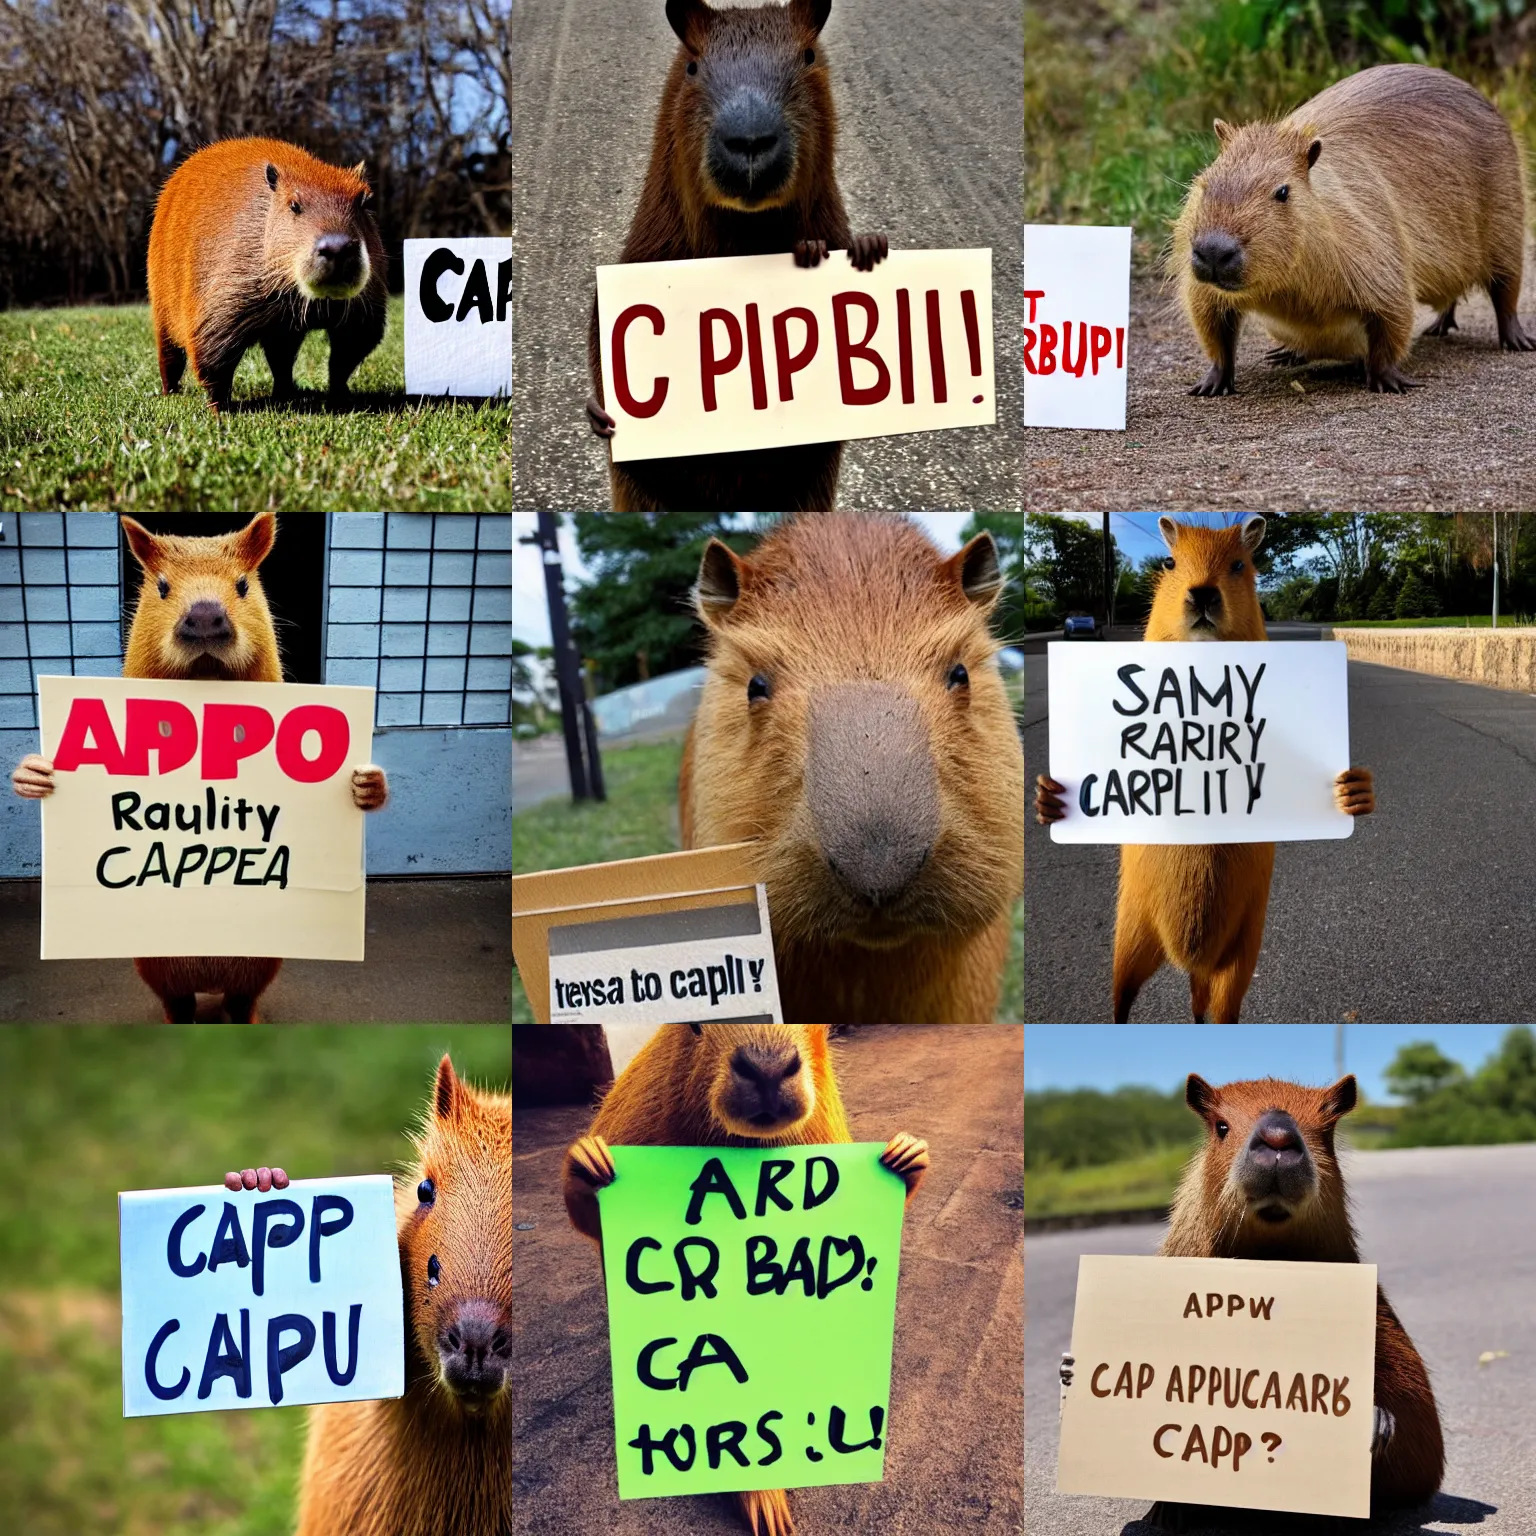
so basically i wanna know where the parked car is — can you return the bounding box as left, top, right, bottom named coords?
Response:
left=1063, top=612, right=1100, bottom=640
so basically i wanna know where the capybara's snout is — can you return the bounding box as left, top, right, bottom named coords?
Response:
left=300, top=229, right=369, bottom=298
left=727, top=1041, right=806, bottom=1130
left=174, top=598, right=235, bottom=653
left=1190, top=229, right=1246, bottom=290
left=1185, top=584, right=1223, bottom=631
left=1236, top=1110, right=1316, bottom=1211
left=708, top=87, right=793, bottom=203
left=437, top=1296, right=511, bottom=1407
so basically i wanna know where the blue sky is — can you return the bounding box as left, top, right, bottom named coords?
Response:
left=1024, top=1024, right=1520, bottom=1104
left=1056, top=513, right=1262, bottom=569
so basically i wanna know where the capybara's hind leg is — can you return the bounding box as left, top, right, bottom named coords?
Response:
left=1189, top=972, right=1212, bottom=1023
left=261, top=331, right=304, bottom=399
left=1490, top=274, right=1536, bottom=351
left=224, top=994, right=258, bottom=1024
left=737, top=1487, right=794, bottom=1535
left=162, top=994, right=197, bottom=1023
left=1423, top=303, right=1458, bottom=337
left=327, top=303, right=387, bottom=395
left=1111, top=907, right=1166, bottom=1024
left=156, top=333, right=187, bottom=394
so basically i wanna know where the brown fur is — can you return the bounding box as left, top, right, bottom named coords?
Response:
left=1172, top=64, right=1533, bottom=394
left=1162, top=1073, right=1444, bottom=1517
left=148, top=137, right=387, bottom=412
left=298, top=1056, right=511, bottom=1536
left=120, top=514, right=287, bottom=1020
left=678, top=514, right=1024, bottom=1024
left=588, top=0, right=856, bottom=511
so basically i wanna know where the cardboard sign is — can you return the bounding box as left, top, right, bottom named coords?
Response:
left=598, top=1143, right=907, bottom=1499
left=512, top=844, right=783, bottom=1024
left=596, top=248, right=994, bottom=461
left=1023, top=225, right=1132, bottom=430
left=37, top=675, right=375, bottom=960
left=1046, top=642, right=1354, bottom=844
left=404, top=237, right=512, bottom=397
left=1057, top=1255, right=1377, bottom=1518
left=119, top=1175, right=404, bottom=1417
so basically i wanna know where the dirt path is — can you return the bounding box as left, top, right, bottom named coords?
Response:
left=1027, top=260, right=1536, bottom=510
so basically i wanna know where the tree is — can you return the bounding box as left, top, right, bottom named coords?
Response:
left=1394, top=572, right=1439, bottom=619
left=1023, top=513, right=1113, bottom=620
left=1383, top=1041, right=1466, bottom=1105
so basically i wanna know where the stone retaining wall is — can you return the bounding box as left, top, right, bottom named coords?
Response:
left=1329, top=626, right=1536, bottom=694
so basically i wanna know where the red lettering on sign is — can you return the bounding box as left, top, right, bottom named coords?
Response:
left=202, top=703, right=276, bottom=779
left=772, top=307, right=818, bottom=402
left=700, top=308, right=744, bottom=412
left=275, top=705, right=351, bottom=783
left=832, top=292, right=890, bottom=406
left=611, top=304, right=669, bottom=417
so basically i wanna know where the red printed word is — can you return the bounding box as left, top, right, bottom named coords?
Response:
left=53, top=697, right=351, bottom=783
left=1023, top=289, right=1125, bottom=378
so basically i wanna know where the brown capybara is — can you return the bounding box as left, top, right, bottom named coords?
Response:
left=148, top=137, right=387, bottom=412
left=10, top=514, right=388, bottom=1022
left=1035, top=516, right=1373, bottom=1023
left=585, top=0, right=889, bottom=512
left=1172, top=63, right=1535, bottom=396
left=563, top=1023, right=927, bottom=1536
left=680, top=514, right=1024, bottom=1024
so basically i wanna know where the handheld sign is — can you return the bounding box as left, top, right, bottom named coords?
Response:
left=1057, top=1255, right=1377, bottom=1518
left=119, top=1175, right=404, bottom=1417
left=598, top=1144, right=907, bottom=1499
left=1047, top=642, right=1354, bottom=844
left=1024, top=225, right=1132, bottom=430
left=596, top=248, right=994, bottom=461
left=404, top=237, right=512, bottom=397
left=37, top=675, right=375, bottom=960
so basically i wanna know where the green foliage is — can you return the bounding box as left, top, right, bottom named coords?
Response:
left=960, top=512, right=1027, bottom=645
left=1383, top=1040, right=1467, bottom=1104
left=0, top=302, right=509, bottom=510
left=1024, top=1085, right=1199, bottom=1171
left=1392, top=1026, right=1536, bottom=1146
left=1025, top=1146, right=1193, bottom=1219
left=1024, top=513, right=1113, bottom=622
left=1393, top=571, right=1441, bottom=618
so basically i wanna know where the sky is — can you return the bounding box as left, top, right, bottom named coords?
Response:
left=1023, top=1024, right=1521, bottom=1104
left=511, top=513, right=975, bottom=650
left=1051, top=512, right=1264, bottom=569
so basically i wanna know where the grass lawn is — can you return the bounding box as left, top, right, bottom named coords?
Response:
left=0, top=300, right=509, bottom=511
left=512, top=736, right=1024, bottom=1023
left=0, top=1025, right=510, bottom=1536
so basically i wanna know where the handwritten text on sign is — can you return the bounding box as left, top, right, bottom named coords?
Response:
left=598, top=1144, right=907, bottom=1498
left=404, top=237, right=512, bottom=397
left=1023, top=225, right=1132, bottom=430
left=119, top=1175, right=405, bottom=1417
left=596, top=248, right=994, bottom=461
left=1047, top=642, right=1354, bottom=844
left=1057, top=1255, right=1377, bottom=1518
left=38, top=675, right=375, bottom=960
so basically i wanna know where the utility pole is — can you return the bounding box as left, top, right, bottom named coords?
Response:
left=1492, top=512, right=1500, bottom=630
left=1335, top=1022, right=1345, bottom=1082
left=1102, top=512, right=1113, bottom=634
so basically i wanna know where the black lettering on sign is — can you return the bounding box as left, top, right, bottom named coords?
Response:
left=421, top=248, right=513, bottom=325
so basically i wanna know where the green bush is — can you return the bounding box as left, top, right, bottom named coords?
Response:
left=1025, top=1086, right=1199, bottom=1170
left=1392, top=1026, right=1536, bottom=1146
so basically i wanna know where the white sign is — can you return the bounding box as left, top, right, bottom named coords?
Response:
left=119, top=1175, right=405, bottom=1417
left=547, top=884, right=783, bottom=1023
left=1024, top=225, right=1131, bottom=430
left=1058, top=1255, right=1377, bottom=1518
left=38, top=675, right=375, bottom=959
left=404, top=237, right=511, bottom=397
left=596, top=248, right=994, bottom=461
left=1047, top=642, right=1354, bottom=844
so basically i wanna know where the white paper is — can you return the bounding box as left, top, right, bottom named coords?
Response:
left=1024, top=225, right=1132, bottom=430
left=1047, top=642, right=1354, bottom=844
left=404, top=237, right=512, bottom=397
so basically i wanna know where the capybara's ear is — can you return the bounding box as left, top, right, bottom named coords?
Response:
left=946, top=532, right=1004, bottom=613
left=235, top=512, right=277, bottom=569
left=665, top=0, right=713, bottom=51
left=265, top=163, right=279, bottom=192
left=1319, top=1075, right=1357, bottom=1122
left=1240, top=514, right=1266, bottom=553
left=790, top=0, right=833, bottom=35
left=1305, top=138, right=1322, bottom=170
left=121, top=517, right=161, bottom=572
left=1186, top=1073, right=1219, bottom=1117
left=694, top=538, right=750, bottom=627
left=434, top=1054, right=461, bottom=1122
left=1158, top=515, right=1183, bottom=554
left=1213, top=118, right=1235, bottom=145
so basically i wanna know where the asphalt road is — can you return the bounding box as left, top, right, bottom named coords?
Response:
left=512, top=0, right=1022, bottom=511
left=1024, top=1141, right=1536, bottom=1535
left=1024, top=648, right=1536, bottom=1023
left=512, top=736, right=579, bottom=815
left=513, top=1024, right=1023, bottom=1534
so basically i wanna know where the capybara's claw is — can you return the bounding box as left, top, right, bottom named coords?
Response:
left=11, top=754, right=55, bottom=800
left=567, top=1134, right=615, bottom=1187
left=848, top=232, right=889, bottom=271
left=1035, top=773, right=1067, bottom=824
left=793, top=239, right=828, bottom=268
left=880, top=1132, right=929, bottom=1192
left=1498, top=314, right=1536, bottom=351
left=225, top=1167, right=289, bottom=1192
left=351, top=764, right=388, bottom=810
left=1334, top=766, right=1375, bottom=816
left=1060, top=1351, right=1075, bottom=1386
left=1371, top=1404, right=1396, bottom=1455
left=1366, top=363, right=1418, bottom=393
left=585, top=394, right=616, bottom=437
left=738, top=1488, right=794, bottom=1536
left=1424, top=305, right=1458, bottom=337
left=1263, top=347, right=1309, bottom=367
left=1190, top=364, right=1235, bottom=396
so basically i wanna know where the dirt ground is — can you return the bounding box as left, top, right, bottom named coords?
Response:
left=1027, top=263, right=1536, bottom=511
left=512, top=1024, right=1023, bottom=1534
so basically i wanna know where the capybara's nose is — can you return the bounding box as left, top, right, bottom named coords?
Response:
left=313, top=232, right=360, bottom=271
left=730, top=1045, right=802, bottom=1123
left=711, top=89, right=788, bottom=192
left=1187, top=585, right=1222, bottom=617
left=1190, top=231, right=1246, bottom=288
left=1248, top=1112, right=1304, bottom=1164
left=439, top=1298, right=511, bottom=1401
left=175, top=599, right=233, bottom=648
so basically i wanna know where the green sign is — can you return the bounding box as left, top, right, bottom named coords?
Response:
left=597, top=1142, right=908, bottom=1499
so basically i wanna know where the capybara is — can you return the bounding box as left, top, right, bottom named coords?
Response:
left=680, top=514, right=1024, bottom=1024
left=1035, top=516, right=1373, bottom=1022
left=148, top=137, right=387, bottom=412
left=228, top=1056, right=511, bottom=1536
left=10, top=513, right=388, bottom=1022
left=1172, top=63, right=1535, bottom=395
left=563, top=1023, right=927, bottom=1536
left=585, top=0, right=889, bottom=511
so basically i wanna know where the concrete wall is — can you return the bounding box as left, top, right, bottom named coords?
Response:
left=1330, top=626, right=1536, bottom=695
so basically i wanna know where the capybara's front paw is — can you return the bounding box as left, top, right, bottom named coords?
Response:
left=880, top=1131, right=929, bottom=1197
left=1365, top=361, right=1418, bottom=393
left=1060, top=1351, right=1074, bottom=1388
left=1190, top=363, right=1235, bottom=397
left=1370, top=1404, right=1396, bottom=1456
left=1035, top=774, right=1067, bottom=824
left=224, top=1167, right=289, bottom=1192
left=586, top=394, right=616, bottom=437
left=738, top=1487, right=795, bottom=1536
left=848, top=232, right=889, bottom=271
left=1334, top=766, right=1374, bottom=816
left=793, top=238, right=828, bottom=268
left=11, top=754, right=54, bottom=800
left=351, top=764, right=388, bottom=810
left=565, top=1134, right=615, bottom=1190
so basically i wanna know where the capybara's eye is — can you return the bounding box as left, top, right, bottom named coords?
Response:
left=236, top=576, right=249, bottom=599
left=418, top=1177, right=436, bottom=1205
left=1215, top=1119, right=1230, bottom=1140
left=686, top=59, right=698, bottom=76
left=1230, top=560, right=1244, bottom=575
left=427, top=1254, right=441, bottom=1288
left=156, top=577, right=169, bottom=599
left=1162, top=557, right=1176, bottom=572
left=1274, top=185, right=1289, bottom=203
left=747, top=673, right=772, bottom=703
left=804, top=48, right=815, bottom=65
left=290, top=199, right=302, bottom=216
left=947, top=662, right=969, bottom=690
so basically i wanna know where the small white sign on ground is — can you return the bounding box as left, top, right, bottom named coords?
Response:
left=1058, top=1255, right=1377, bottom=1519
left=1024, top=225, right=1132, bottom=430
left=404, top=237, right=511, bottom=397
left=1047, top=641, right=1354, bottom=844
